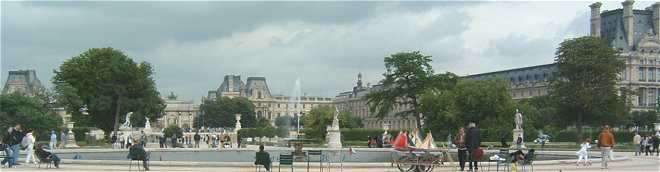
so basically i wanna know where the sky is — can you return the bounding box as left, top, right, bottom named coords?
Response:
left=2, top=1, right=658, bottom=103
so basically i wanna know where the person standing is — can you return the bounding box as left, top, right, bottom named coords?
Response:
left=652, top=135, right=659, bottom=156
left=158, top=135, right=165, bottom=148
left=597, top=125, right=615, bottom=169
left=465, top=122, right=481, bottom=171
left=49, top=130, right=57, bottom=150
left=194, top=132, right=201, bottom=148
left=111, top=133, right=118, bottom=149
left=633, top=133, right=642, bottom=156
left=170, top=134, right=177, bottom=148
left=454, top=127, right=467, bottom=171
left=645, top=135, right=653, bottom=156
left=59, top=131, right=66, bottom=149
left=22, top=130, right=37, bottom=164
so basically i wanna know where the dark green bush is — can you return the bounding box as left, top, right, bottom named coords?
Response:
left=238, top=127, right=277, bottom=138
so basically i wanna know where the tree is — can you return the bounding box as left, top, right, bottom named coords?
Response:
left=423, top=78, right=515, bottom=138
left=627, top=111, right=658, bottom=130
left=53, top=47, right=165, bottom=138
left=0, top=92, right=63, bottom=139
left=163, top=125, right=183, bottom=138
left=366, top=51, right=458, bottom=129
left=197, top=97, right=257, bottom=128
left=551, top=36, right=628, bottom=143
left=302, top=105, right=361, bottom=140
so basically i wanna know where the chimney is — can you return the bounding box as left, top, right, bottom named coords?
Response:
left=653, top=2, right=659, bottom=40
left=590, top=2, right=602, bottom=37
left=622, top=0, right=635, bottom=48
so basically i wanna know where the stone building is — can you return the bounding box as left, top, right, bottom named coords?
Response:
left=206, top=75, right=333, bottom=121
left=2, top=69, right=45, bottom=96
left=333, top=74, right=418, bottom=130
left=158, top=92, right=199, bottom=130
left=465, top=1, right=660, bottom=112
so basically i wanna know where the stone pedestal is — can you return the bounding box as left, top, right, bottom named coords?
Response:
left=64, top=122, right=80, bottom=148
left=327, top=128, right=341, bottom=148
left=510, top=129, right=526, bottom=149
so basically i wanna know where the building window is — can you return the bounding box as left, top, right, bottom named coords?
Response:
left=649, top=68, right=655, bottom=82
left=639, top=87, right=646, bottom=106
left=639, top=67, right=645, bottom=81
left=258, top=91, right=262, bottom=99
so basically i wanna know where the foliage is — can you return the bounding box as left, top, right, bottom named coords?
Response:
left=254, top=118, right=272, bottom=128
left=163, top=125, right=183, bottom=138
left=626, top=111, right=658, bottom=129
left=550, top=36, right=628, bottom=142
left=0, top=92, right=63, bottom=139
left=197, top=97, right=257, bottom=128
left=53, top=47, right=165, bottom=138
left=366, top=51, right=458, bottom=129
left=301, top=105, right=362, bottom=140
left=274, top=115, right=292, bottom=128
left=341, top=128, right=385, bottom=141
left=423, top=78, right=515, bottom=137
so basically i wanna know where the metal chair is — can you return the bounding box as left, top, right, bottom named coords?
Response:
left=488, top=149, right=510, bottom=172
left=129, top=159, right=144, bottom=171
left=306, top=150, right=327, bottom=172
left=278, top=154, right=294, bottom=172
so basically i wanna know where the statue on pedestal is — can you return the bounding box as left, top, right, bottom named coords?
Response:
left=511, top=109, right=526, bottom=149
left=326, top=107, right=342, bottom=148
left=234, top=114, right=242, bottom=132
left=121, top=112, right=133, bottom=129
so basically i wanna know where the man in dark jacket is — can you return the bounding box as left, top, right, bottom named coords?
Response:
left=254, top=144, right=271, bottom=171
left=465, top=122, right=481, bottom=171
left=194, top=132, right=201, bottom=148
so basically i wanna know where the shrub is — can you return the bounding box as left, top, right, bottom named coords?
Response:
left=238, top=127, right=277, bottom=138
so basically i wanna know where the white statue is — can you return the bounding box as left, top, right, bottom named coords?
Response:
left=332, top=107, right=340, bottom=128
left=515, top=109, right=523, bottom=130
left=144, top=117, right=151, bottom=129
left=121, top=112, right=133, bottom=128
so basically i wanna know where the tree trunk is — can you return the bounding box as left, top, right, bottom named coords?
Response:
left=576, top=113, right=583, bottom=144
left=111, top=95, right=121, bottom=138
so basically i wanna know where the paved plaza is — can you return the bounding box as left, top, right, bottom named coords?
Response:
left=1, top=152, right=658, bottom=172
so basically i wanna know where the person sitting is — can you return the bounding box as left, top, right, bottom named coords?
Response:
left=254, top=145, right=271, bottom=172
left=35, top=144, right=60, bottom=168
left=127, top=138, right=150, bottom=171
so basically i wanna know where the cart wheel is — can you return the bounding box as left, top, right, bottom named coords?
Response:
left=396, top=156, right=416, bottom=172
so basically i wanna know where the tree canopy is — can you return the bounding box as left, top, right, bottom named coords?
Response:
left=197, top=97, right=257, bottom=128
left=53, top=47, right=165, bottom=137
left=302, top=105, right=362, bottom=140
left=551, top=36, right=628, bottom=142
left=366, top=51, right=458, bottom=129
left=0, top=92, right=63, bottom=139
left=422, top=78, right=515, bottom=137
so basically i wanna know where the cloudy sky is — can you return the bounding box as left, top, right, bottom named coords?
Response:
left=2, top=1, right=657, bottom=102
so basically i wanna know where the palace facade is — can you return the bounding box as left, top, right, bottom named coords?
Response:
left=206, top=75, right=333, bottom=121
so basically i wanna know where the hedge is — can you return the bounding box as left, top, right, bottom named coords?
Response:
left=238, top=127, right=277, bottom=138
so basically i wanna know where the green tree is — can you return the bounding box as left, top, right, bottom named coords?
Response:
left=627, top=111, right=658, bottom=129
left=366, top=51, right=458, bottom=129
left=302, top=105, right=361, bottom=140
left=551, top=36, right=628, bottom=143
left=53, top=47, right=165, bottom=138
left=163, top=125, right=183, bottom=138
left=422, top=78, right=515, bottom=138
left=0, top=92, right=63, bottom=138
left=198, top=97, right=257, bottom=128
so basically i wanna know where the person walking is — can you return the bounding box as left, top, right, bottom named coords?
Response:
left=465, top=122, right=481, bottom=171
left=633, top=132, right=642, bottom=156
left=111, top=133, right=118, bottom=149
left=22, top=129, right=37, bottom=164
left=3, top=124, right=24, bottom=167
left=49, top=130, right=57, bottom=150
left=597, top=124, right=615, bottom=169
left=454, top=127, right=467, bottom=171
left=576, top=138, right=592, bottom=166
left=158, top=135, right=165, bottom=148
left=170, top=134, right=177, bottom=148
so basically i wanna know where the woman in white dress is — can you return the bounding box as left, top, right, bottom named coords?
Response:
left=576, top=138, right=592, bottom=166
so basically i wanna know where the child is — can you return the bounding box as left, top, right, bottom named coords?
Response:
left=576, top=138, right=592, bottom=166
